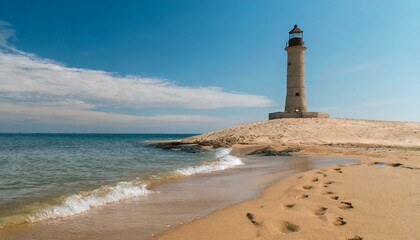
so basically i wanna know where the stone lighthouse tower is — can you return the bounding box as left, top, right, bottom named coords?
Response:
left=285, top=24, right=307, bottom=113
left=269, top=24, right=329, bottom=119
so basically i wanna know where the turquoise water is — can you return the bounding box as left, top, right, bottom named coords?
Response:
left=0, top=134, right=240, bottom=227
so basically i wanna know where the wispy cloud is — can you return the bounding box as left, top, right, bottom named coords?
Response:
left=0, top=21, right=15, bottom=49
left=0, top=102, right=220, bottom=126
left=0, top=21, right=273, bottom=132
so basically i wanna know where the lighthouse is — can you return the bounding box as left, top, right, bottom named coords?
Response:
left=269, top=24, right=329, bottom=119
left=285, top=24, right=307, bottom=113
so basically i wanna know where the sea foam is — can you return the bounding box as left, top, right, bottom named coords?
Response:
left=27, top=182, right=151, bottom=222
left=176, top=148, right=244, bottom=176
left=26, top=148, right=243, bottom=223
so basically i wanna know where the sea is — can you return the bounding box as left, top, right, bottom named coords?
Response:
left=0, top=133, right=243, bottom=228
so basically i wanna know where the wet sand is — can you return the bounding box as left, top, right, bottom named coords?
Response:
left=0, top=155, right=355, bottom=240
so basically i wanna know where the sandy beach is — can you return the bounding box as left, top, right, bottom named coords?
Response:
left=1, top=118, right=419, bottom=240
left=157, top=118, right=420, bottom=240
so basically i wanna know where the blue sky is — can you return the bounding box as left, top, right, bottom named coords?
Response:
left=0, top=0, right=419, bottom=133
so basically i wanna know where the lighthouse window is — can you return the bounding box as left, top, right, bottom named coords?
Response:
left=295, top=92, right=300, bottom=96
left=288, top=62, right=291, bottom=66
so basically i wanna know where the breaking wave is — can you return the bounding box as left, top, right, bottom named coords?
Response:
left=25, top=148, right=243, bottom=223
left=27, top=182, right=151, bottom=223
left=176, top=148, right=244, bottom=176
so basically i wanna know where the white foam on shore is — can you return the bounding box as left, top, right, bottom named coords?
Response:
left=176, top=148, right=244, bottom=176
left=27, top=182, right=151, bottom=223
left=26, top=148, right=242, bottom=223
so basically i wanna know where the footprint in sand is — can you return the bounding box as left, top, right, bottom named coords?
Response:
left=246, top=212, right=260, bottom=226
left=323, top=191, right=334, bottom=195
left=347, top=235, right=363, bottom=240
left=280, top=221, right=300, bottom=233
left=316, top=171, right=328, bottom=177
left=314, top=207, right=328, bottom=216
left=339, top=201, right=354, bottom=209
left=333, top=167, right=343, bottom=173
left=284, top=203, right=295, bottom=209
left=333, top=217, right=346, bottom=226
left=330, top=196, right=339, bottom=200
left=311, top=177, right=319, bottom=182
left=294, top=194, right=309, bottom=199
left=389, top=163, right=403, bottom=167
left=302, top=185, right=313, bottom=190
left=323, top=181, right=334, bottom=188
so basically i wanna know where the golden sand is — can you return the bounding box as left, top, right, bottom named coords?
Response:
left=158, top=118, right=420, bottom=240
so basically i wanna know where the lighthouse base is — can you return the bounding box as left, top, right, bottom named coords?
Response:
left=268, top=112, right=329, bottom=120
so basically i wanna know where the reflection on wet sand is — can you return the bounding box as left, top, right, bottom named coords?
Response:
left=291, top=156, right=313, bottom=171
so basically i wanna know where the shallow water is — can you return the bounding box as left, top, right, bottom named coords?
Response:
left=1, top=133, right=237, bottom=227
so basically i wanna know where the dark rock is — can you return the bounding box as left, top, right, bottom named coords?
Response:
left=246, top=147, right=301, bottom=156
left=179, top=144, right=207, bottom=153
left=146, top=141, right=210, bottom=153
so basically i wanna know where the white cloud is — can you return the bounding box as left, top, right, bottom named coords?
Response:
left=0, top=21, right=273, bottom=132
left=0, top=52, right=273, bottom=109
left=0, top=102, right=220, bottom=126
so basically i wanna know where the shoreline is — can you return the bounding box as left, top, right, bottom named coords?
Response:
left=2, top=118, right=419, bottom=239
left=0, top=147, right=356, bottom=240
left=157, top=144, right=420, bottom=240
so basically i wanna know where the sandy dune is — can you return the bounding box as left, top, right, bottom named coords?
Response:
left=178, top=118, right=420, bottom=148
